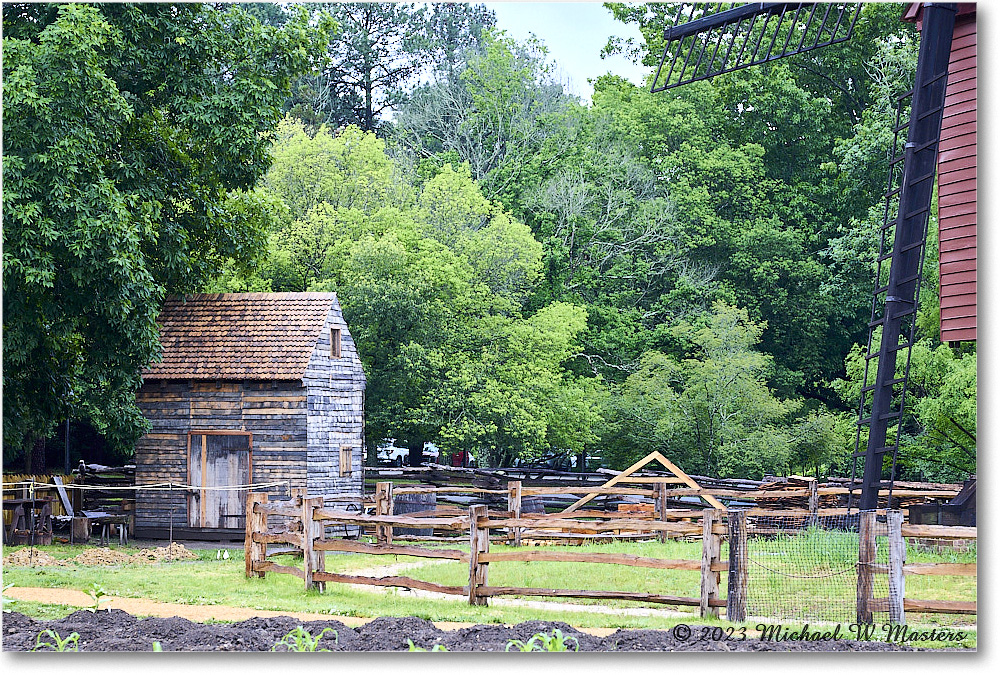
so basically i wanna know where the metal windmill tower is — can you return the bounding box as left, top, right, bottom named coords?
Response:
left=650, top=3, right=958, bottom=511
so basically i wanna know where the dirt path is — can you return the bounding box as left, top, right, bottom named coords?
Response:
left=5, top=586, right=621, bottom=637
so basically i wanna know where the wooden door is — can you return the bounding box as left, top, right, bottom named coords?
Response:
left=188, top=433, right=251, bottom=529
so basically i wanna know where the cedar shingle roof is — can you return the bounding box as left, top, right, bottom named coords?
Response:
left=144, top=293, right=337, bottom=380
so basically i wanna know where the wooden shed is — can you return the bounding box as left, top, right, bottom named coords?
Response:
left=133, top=293, right=366, bottom=539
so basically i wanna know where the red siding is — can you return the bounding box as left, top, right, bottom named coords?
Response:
left=938, top=13, right=977, bottom=343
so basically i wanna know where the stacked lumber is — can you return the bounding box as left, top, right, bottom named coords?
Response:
left=752, top=477, right=836, bottom=510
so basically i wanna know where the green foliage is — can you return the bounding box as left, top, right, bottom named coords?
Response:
left=251, top=122, right=600, bottom=466
left=406, top=638, right=449, bottom=652
left=86, top=583, right=109, bottom=613
left=151, top=641, right=164, bottom=652
left=2, top=2, right=326, bottom=462
left=505, top=629, right=579, bottom=652
left=607, top=303, right=799, bottom=478
left=2, top=583, right=16, bottom=613
left=33, top=629, right=81, bottom=652
left=271, top=626, right=338, bottom=652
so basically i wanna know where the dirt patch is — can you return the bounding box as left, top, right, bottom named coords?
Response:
left=1, top=549, right=67, bottom=567
left=2, top=543, right=198, bottom=568
left=1, top=610, right=938, bottom=652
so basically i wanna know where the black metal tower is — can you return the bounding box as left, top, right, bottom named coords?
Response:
left=651, top=3, right=957, bottom=510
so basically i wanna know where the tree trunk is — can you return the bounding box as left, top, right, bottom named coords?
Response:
left=407, top=437, right=424, bottom=467
left=26, top=435, right=47, bottom=474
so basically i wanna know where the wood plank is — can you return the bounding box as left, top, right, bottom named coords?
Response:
left=314, top=539, right=468, bottom=561
left=478, top=550, right=701, bottom=570
left=312, top=508, right=469, bottom=530
left=252, top=531, right=303, bottom=547
left=253, top=561, right=305, bottom=579
left=392, top=486, right=509, bottom=495
left=311, top=572, right=468, bottom=596
left=900, top=524, right=977, bottom=539
left=477, top=586, right=714, bottom=607
left=521, top=486, right=656, bottom=496
left=903, top=599, right=977, bottom=615
left=900, top=563, right=976, bottom=576
left=482, top=517, right=702, bottom=534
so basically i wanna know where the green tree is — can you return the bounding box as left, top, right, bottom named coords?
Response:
left=607, top=303, right=798, bottom=478
left=2, top=3, right=324, bottom=466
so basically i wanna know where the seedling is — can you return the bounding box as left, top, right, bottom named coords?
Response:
left=33, top=630, right=81, bottom=652
left=87, top=583, right=110, bottom=613
left=407, top=639, right=448, bottom=652
left=506, top=629, right=579, bottom=652
left=2, top=583, right=16, bottom=613
left=152, top=642, right=164, bottom=651
left=271, top=626, right=338, bottom=652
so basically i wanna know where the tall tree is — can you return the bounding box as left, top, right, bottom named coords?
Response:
left=2, top=3, right=325, bottom=465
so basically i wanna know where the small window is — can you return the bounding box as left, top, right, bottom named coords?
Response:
left=331, top=328, right=342, bottom=358
left=339, top=446, right=353, bottom=477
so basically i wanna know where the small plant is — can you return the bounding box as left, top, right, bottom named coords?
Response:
left=2, top=583, right=16, bottom=613
left=407, top=639, right=449, bottom=652
left=506, top=629, right=579, bottom=652
left=33, top=630, right=81, bottom=652
left=87, top=583, right=110, bottom=613
left=271, top=626, right=338, bottom=652
left=152, top=642, right=163, bottom=652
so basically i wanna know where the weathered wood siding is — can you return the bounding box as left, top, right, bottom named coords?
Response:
left=938, top=10, right=976, bottom=342
left=302, top=305, right=367, bottom=501
left=134, top=379, right=308, bottom=531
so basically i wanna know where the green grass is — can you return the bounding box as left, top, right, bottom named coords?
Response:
left=2, top=537, right=976, bottom=648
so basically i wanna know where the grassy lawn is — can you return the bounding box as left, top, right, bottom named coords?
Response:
left=1, top=537, right=976, bottom=648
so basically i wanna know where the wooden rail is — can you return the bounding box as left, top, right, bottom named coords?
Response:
left=244, top=488, right=976, bottom=619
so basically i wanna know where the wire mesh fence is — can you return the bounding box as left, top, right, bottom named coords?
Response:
left=742, top=513, right=891, bottom=624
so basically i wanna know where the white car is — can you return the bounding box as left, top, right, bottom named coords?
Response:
left=376, top=439, right=439, bottom=466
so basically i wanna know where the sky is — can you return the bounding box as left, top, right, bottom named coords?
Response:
left=483, top=1, right=650, bottom=102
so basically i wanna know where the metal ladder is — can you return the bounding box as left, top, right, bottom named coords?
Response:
left=848, top=3, right=957, bottom=511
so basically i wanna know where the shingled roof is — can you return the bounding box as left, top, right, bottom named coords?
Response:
left=144, top=293, right=339, bottom=380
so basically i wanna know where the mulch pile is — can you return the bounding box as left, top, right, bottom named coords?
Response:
left=2, top=543, right=198, bottom=568
left=1, top=610, right=939, bottom=652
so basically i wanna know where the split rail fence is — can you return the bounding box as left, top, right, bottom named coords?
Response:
left=245, top=481, right=976, bottom=622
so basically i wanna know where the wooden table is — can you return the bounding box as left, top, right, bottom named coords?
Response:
left=2, top=497, right=54, bottom=545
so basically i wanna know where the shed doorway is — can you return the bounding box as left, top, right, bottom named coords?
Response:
left=188, top=432, right=252, bottom=529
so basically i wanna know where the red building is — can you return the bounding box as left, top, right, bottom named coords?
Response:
left=903, top=3, right=977, bottom=343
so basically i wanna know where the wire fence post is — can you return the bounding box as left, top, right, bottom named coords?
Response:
left=887, top=509, right=906, bottom=624
left=857, top=510, right=876, bottom=624
left=507, top=481, right=522, bottom=547
left=700, top=508, right=721, bottom=618
left=726, top=509, right=748, bottom=622
left=808, top=479, right=819, bottom=527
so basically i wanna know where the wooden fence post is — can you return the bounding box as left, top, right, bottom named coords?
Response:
left=726, top=509, right=748, bottom=622
left=301, top=495, right=326, bottom=591
left=700, top=508, right=720, bottom=618
left=857, top=510, right=876, bottom=624
left=808, top=479, right=819, bottom=527
left=308, top=496, right=326, bottom=592
left=375, top=482, right=393, bottom=544
left=657, top=483, right=669, bottom=544
left=468, top=505, right=490, bottom=606
left=887, top=509, right=905, bottom=625
left=507, top=481, right=522, bottom=547
left=245, top=492, right=268, bottom=579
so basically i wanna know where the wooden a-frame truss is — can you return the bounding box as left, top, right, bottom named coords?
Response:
left=561, top=451, right=726, bottom=512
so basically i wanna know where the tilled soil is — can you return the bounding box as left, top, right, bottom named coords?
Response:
left=2, top=610, right=928, bottom=652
